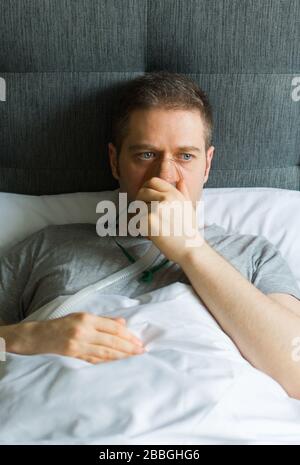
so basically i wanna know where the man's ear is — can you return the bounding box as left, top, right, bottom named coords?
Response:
left=108, top=142, right=120, bottom=181
left=203, top=145, right=215, bottom=184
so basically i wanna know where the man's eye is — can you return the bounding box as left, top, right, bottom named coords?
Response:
left=138, top=152, right=155, bottom=160
left=180, top=153, right=193, bottom=161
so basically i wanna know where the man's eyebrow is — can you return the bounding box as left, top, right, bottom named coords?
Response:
left=128, top=144, right=201, bottom=153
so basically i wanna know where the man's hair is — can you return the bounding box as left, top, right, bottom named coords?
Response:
left=111, top=70, right=213, bottom=156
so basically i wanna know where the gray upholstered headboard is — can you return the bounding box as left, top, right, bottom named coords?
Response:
left=0, top=0, right=299, bottom=195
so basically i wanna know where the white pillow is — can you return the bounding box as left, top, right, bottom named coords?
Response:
left=0, top=187, right=299, bottom=286
left=0, top=190, right=115, bottom=255
left=202, top=187, right=300, bottom=288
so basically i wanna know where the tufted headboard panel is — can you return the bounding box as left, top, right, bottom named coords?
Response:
left=0, top=0, right=299, bottom=194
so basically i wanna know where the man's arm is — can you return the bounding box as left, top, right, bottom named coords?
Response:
left=0, top=230, right=45, bottom=324
left=135, top=175, right=300, bottom=399
left=267, top=293, right=300, bottom=318
left=179, top=241, right=300, bottom=400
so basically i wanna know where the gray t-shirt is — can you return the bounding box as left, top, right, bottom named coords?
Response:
left=0, top=221, right=300, bottom=324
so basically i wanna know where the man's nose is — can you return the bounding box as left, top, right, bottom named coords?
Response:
left=151, top=157, right=181, bottom=185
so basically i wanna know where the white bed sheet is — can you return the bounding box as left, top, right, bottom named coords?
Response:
left=1, top=282, right=300, bottom=445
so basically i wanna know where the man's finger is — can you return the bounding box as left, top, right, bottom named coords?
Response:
left=176, top=176, right=191, bottom=200
left=136, top=187, right=165, bottom=203
left=113, top=317, right=126, bottom=325
left=142, top=177, right=173, bottom=192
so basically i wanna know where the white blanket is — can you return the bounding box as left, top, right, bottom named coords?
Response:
left=1, top=282, right=300, bottom=445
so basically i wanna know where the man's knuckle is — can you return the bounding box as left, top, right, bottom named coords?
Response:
left=105, top=334, right=116, bottom=348
left=75, top=312, right=90, bottom=323
left=63, top=339, right=77, bottom=355
left=99, top=347, right=111, bottom=360
left=68, top=325, right=83, bottom=339
left=114, top=325, right=124, bottom=337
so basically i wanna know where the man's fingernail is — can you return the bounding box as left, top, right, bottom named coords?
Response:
left=135, top=347, right=145, bottom=354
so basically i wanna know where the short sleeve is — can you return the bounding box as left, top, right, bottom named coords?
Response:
left=251, top=238, right=300, bottom=301
left=0, top=230, right=44, bottom=324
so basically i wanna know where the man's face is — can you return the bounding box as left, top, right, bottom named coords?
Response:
left=108, top=107, right=214, bottom=208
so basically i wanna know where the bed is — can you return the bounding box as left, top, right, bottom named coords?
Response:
left=0, top=0, right=300, bottom=445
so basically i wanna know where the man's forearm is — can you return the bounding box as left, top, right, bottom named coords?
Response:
left=0, top=321, right=37, bottom=354
left=179, top=240, right=300, bottom=399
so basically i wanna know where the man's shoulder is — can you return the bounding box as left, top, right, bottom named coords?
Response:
left=36, top=223, right=100, bottom=246
left=204, top=223, right=276, bottom=260
left=40, top=223, right=96, bottom=235
left=6, top=223, right=98, bottom=256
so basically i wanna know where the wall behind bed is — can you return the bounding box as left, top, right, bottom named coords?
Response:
left=0, top=0, right=299, bottom=195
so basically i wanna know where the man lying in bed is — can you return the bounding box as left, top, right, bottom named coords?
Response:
left=1, top=71, right=300, bottom=399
